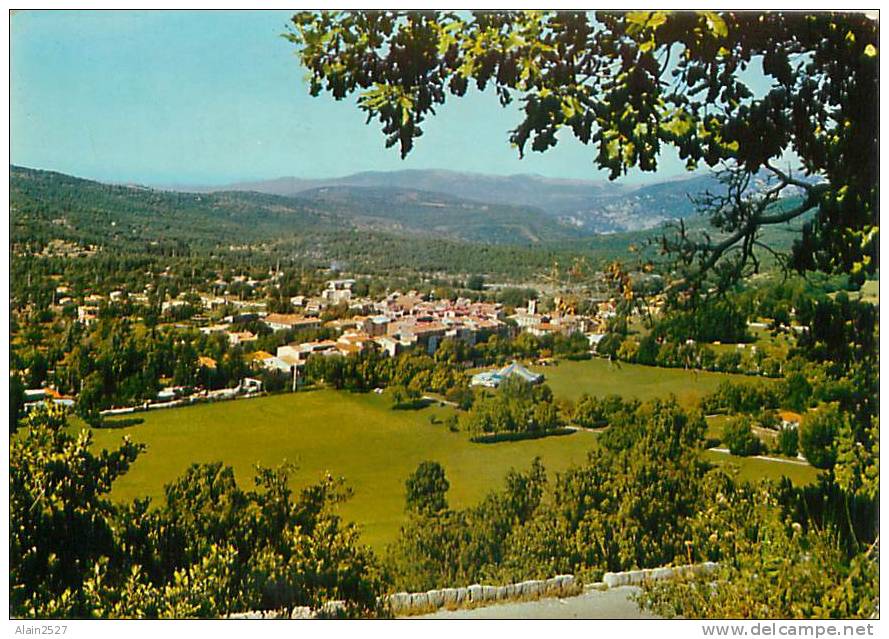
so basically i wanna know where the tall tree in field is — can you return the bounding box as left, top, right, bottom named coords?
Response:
left=404, top=460, right=450, bottom=515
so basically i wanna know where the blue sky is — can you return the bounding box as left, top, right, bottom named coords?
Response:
left=13, top=10, right=718, bottom=186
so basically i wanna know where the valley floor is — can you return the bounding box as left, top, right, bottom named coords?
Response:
left=529, top=357, right=772, bottom=408
left=91, top=359, right=817, bottom=550
left=92, top=389, right=596, bottom=551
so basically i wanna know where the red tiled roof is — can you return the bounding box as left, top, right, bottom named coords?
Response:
left=265, top=313, right=319, bottom=326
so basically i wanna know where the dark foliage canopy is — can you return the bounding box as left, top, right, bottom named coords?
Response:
left=288, top=10, right=878, bottom=284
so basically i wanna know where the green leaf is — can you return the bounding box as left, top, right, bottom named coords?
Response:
left=701, top=11, right=728, bottom=39
left=647, top=11, right=668, bottom=30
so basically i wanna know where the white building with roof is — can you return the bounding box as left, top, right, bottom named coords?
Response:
left=470, top=361, right=544, bottom=388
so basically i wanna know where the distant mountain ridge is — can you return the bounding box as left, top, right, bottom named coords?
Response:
left=11, top=165, right=807, bottom=276
left=167, top=168, right=721, bottom=233
left=11, top=165, right=668, bottom=276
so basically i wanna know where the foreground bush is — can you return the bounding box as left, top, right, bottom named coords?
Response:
left=637, top=482, right=878, bottom=619
left=800, top=405, right=842, bottom=469
left=389, top=399, right=709, bottom=588
left=11, top=402, right=386, bottom=619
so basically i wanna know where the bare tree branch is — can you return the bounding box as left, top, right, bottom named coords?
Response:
left=662, top=164, right=826, bottom=293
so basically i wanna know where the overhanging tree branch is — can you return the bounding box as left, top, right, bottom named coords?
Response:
left=663, top=164, right=827, bottom=292
left=288, top=10, right=878, bottom=284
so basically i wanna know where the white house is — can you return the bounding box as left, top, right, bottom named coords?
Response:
left=586, top=333, right=607, bottom=352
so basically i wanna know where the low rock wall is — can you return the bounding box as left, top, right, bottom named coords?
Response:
left=388, top=574, right=579, bottom=616
left=227, top=562, right=719, bottom=619
left=602, top=561, right=718, bottom=588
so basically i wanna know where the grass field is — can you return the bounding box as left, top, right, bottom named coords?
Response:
left=88, top=359, right=812, bottom=551
left=705, top=414, right=730, bottom=440
left=530, top=357, right=766, bottom=408
left=93, top=391, right=599, bottom=551
left=703, top=450, right=819, bottom=485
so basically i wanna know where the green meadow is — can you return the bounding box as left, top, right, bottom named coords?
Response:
left=92, top=390, right=598, bottom=551
left=531, top=357, right=767, bottom=408
left=89, top=359, right=812, bottom=551
left=703, top=450, right=819, bottom=486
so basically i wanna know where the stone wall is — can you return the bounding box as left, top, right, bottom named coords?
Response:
left=387, top=574, right=579, bottom=616
left=602, top=561, right=719, bottom=588
left=226, top=562, right=719, bottom=619
left=228, top=601, right=344, bottom=620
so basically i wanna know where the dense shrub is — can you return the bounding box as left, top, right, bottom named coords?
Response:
left=405, top=461, right=449, bottom=515
left=722, top=416, right=762, bottom=456
left=571, top=393, right=638, bottom=429
left=781, top=371, right=813, bottom=412
left=11, top=403, right=386, bottom=618
left=655, top=300, right=749, bottom=344
left=701, top=380, right=781, bottom=415
left=460, top=378, right=563, bottom=438
left=776, top=426, right=799, bottom=458
left=595, top=333, right=623, bottom=358
left=800, top=406, right=841, bottom=469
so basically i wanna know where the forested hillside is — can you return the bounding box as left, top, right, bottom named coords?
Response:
left=11, top=165, right=806, bottom=279
left=10, top=165, right=340, bottom=253
left=10, top=166, right=657, bottom=276
left=290, top=185, right=584, bottom=243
